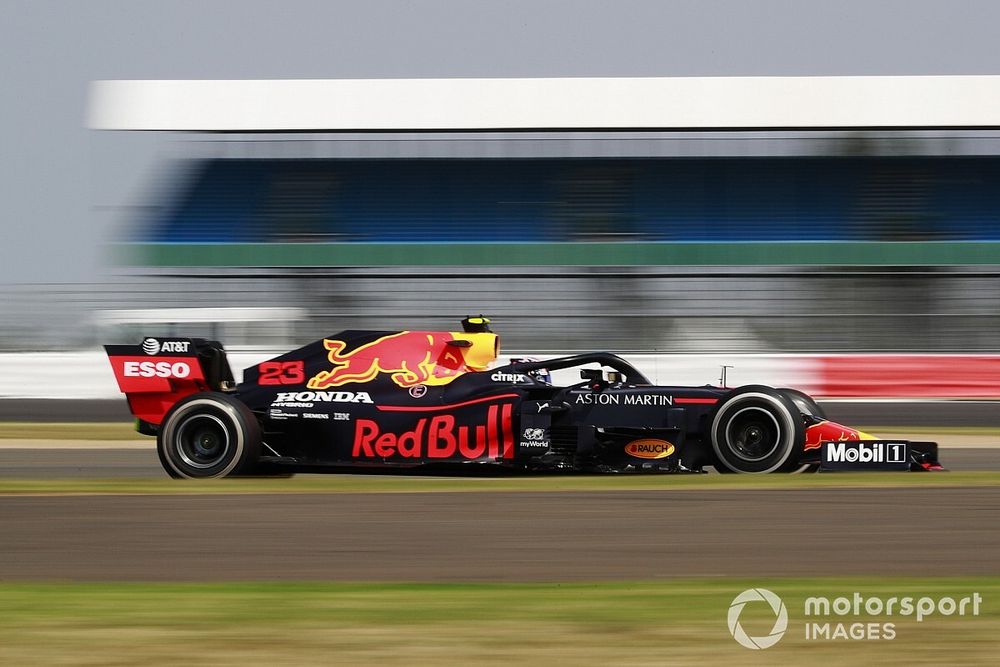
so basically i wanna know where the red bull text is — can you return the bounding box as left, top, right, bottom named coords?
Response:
left=353, top=404, right=514, bottom=460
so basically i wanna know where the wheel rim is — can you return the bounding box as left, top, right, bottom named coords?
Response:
left=176, top=414, right=230, bottom=469
left=725, top=407, right=781, bottom=462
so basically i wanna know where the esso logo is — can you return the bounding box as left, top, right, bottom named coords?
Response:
left=123, top=361, right=191, bottom=379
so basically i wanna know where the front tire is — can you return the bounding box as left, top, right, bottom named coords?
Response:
left=778, top=388, right=827, bottom=420
left=710, top=386, right=805, bottom=474
left=157, top=392, right=262, bottom=479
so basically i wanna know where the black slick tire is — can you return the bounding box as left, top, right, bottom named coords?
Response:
left=710, top=385, right=805, bottom=474
left=156, top=392, right=262, bottom=479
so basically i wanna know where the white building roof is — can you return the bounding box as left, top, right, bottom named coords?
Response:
left=88, top=76, right=1000, bottom=132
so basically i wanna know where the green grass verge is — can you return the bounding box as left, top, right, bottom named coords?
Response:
left=1, top=578, right=997, bottom=665
left=3, top=471, right=1000, bottom=496
left=0, top=422, right=140, bottom=440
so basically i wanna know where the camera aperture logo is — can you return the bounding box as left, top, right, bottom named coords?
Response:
left=728, top=588, right=983, bottom=648
left=728, top=588, right=788, bottom=650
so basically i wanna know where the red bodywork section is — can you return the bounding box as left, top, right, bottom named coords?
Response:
left=106, top=355, right=208, bottom=425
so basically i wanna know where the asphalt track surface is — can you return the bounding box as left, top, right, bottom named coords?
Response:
left=2, top=398, right=999, bottom=426
left=1, top=446, right=998, bottom=581
left=2, top=437, right=999, bottom=582
left=1, top=487, right=998, bottom=581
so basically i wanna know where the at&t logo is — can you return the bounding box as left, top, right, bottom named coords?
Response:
left=142, top=338, right=190, bottom=355
left=728, top=588, right=787, bottom=650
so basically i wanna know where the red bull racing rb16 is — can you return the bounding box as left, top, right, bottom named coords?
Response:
left=105, top=317, right=942, bottom=478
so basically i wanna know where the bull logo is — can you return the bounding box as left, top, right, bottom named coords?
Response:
left=307, top=331, right=498, bottom=389
left=803, top=421, right=878, bottom=451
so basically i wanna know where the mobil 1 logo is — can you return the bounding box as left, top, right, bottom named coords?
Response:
left=821, top=441, right=910, bottom=471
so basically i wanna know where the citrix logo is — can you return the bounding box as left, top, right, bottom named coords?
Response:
left=491, top=371, right=527, bottom=383
left=728, top=588, right=788, bottom=650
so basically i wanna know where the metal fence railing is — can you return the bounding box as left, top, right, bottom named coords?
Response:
left=3, top=266, right=1000, bottom=353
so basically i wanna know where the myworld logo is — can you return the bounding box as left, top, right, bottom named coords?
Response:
left=728, top=588, right=788, bottom=650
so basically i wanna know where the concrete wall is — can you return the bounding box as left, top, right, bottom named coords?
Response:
left=3, top=350, right=998, bottom=400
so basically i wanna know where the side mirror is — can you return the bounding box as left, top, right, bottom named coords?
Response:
left=580, top=368, right=604, bottom=382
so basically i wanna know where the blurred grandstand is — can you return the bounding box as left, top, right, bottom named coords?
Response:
left=11, top=146, right=1000, bottom=352
left=10, top=135, right=1000, bottom=354
left=143, top=155, right=1000, bottom=244
left=11, top=76, right=1000, bottom=356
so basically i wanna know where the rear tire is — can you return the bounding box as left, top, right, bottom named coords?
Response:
left=711, top=386, right=805, bottom=474
left=157, top=392, right=262, bottom=479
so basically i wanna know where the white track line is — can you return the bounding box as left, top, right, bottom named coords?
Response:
left=0, top=439, right=152, bottom=450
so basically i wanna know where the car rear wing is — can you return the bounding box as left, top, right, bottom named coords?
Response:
left=104, top=338, right=234, bottom=427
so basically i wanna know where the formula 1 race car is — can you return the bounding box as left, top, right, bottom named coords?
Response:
left=105, top=317, right=942, bottom=478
